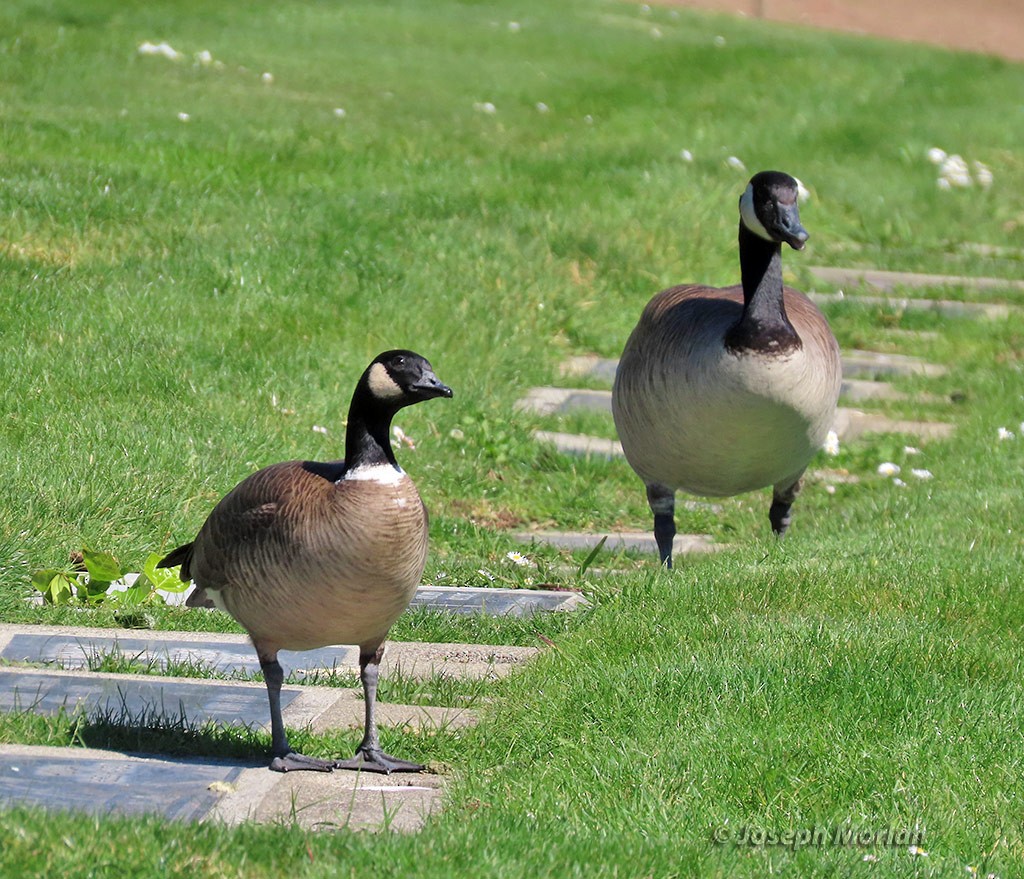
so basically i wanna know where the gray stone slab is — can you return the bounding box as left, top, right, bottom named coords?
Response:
left=833, top=409, right=954, bottom=442
left=533, top=429, right=622, bottom=459
left=0, top=744, right=443, bottom=832
left=557, top=349, right=948, bottom=387
left=0, top=625, right=538, bottom=682
left=808, top=290, right=1011, bottom=319
left=227, top=767, right=443, bottom=832
left=512, top=530, right=719, bottom=556
left=0, top=632, right=357, bottom=677
left=807, top=265, right=1024, bottom=294
left=841, top=378, right=910, bottom=402
left=841, top=350, right=946, bottom=379
left=0, top=747, right=247, bottom=822
left=410, top=584, right=585, bottom=616
left=559, top=355, right=619, bottom=383
left=522, top=378, right=931, bottom=415
left=515, top=386, right=613, bottom=417
left=0, top=668, right=295, bottom=728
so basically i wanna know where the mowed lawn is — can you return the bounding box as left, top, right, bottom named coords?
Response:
left=1, top=0, right=1023, bottom=876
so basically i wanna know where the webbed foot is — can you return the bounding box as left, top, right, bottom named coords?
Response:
left=333, top=747, right=424, bottom=775
left=269, top=751, right=338, bottom=773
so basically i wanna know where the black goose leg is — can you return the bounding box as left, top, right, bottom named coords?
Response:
left=333, top=645, right=423, bottom=774
left=259, top=649, right=336, bottom=772
left=646, top=483, right=676, bottom=569
left=769, top=477, right=803, bottom=537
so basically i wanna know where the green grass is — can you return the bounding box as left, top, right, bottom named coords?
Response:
left=2, top=0, right=1024, bottom=875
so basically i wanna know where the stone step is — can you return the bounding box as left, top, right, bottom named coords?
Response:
left=808, top=291, right=1011, bottom=320
left=0, top=743, right=441, bottom=832
left=0, top=624, right=538, bottom=681
left=512, top=530, right=719, bottom=556
left=519, top=377, right=930, bottom=417
left=840, top=349, right=947, bottom=378
left=411, top=584, right=586, bottom=616
left=0, top=666, right=473, bottom=734
left=833, top=409, right=955, bottom=442
left=558, top=350, right=948, bottom=385
left=807, top=265, right=1024, bottom=295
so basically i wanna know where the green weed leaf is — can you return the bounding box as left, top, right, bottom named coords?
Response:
left=142, top=552, right=189, bottom=593
left=31, top=570, right=76, bottom=605
left=81, top=548, right=123, bottom=583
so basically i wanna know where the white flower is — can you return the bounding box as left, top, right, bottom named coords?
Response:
left=476, top=568, right=496, bottom=581
left=473, top=101, right=497, bottom=114
left=903, top=445, right=922, bottom=455
left=910, top=468, right=933, bottom=480
left=333, top=107, right=347, bottom=118
left=679, top=149, right=694, bottom=162
left=138, top=41, right=182, bottom=61
left=998, top=426, right=1015, bottom=441
left=506, top=551, right=531, bottom=567
left=726, top=156, right=746, bottom=171
left=392, top=425, right=416, bottom=449
left=877, top=462, right=901, bottom=477
left=195, top=49, right=213, bottom=66
left=823, top=430, right=840, bottom=456
left=908, top=845, right=928, bottom=857
left=936, top=177, right=952, bottom=191
left=939, top=154, right=972, bottom=188
left=177, top=112, right=191, bottom=122
left=449, top=428, right=465, bottom=441
left=507, top=21, right=521, bottom=32
left=973, top=161, right=994, bottom=188
left=312, top=424, right=329, bottom=435
left=926, top=147, right=947, bottom=164
left=893, top=477, right=907, bottom=487
left=535, top=102, right=550, bottom=113
left=260, top=72, right=274, bottom=84
left=583, top=114, right=594, bottom=124
left=862, top=854, right=878, bottom=862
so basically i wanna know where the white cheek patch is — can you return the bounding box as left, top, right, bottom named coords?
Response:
left=344, top=462, right=405, bottom=484
left=739, top=184, right=775, bottom=243
left=366, top=362, right=404, bottom=401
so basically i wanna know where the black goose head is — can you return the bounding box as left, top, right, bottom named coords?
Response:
left=362, top=349, right=453, bottom=409
left=738, top=171, right=809, bottom=251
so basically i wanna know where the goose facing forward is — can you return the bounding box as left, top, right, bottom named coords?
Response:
left=159, top=350, right=452, bottom=773
left=611, top=171, right=841, bottom=568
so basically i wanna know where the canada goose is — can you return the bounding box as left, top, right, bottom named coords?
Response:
left=611, top=171, right=841, bottom=568
left=159, top=350, right=453, bottom=773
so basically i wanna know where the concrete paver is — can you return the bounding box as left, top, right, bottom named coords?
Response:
left=0, top=625, right=540, bottom=681
left=512, top=529, right=720, bottom=556
left=807, top=265, right=1024, bottom=295
left=0, top=743, right=445, bottom=832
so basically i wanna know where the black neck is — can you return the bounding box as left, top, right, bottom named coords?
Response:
left=344, top=383, right=400, bottom=470
left=726, top=224, right=801, bottom=353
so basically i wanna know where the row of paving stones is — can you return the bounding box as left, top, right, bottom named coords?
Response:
left=0, top=591, right=563, bottom=831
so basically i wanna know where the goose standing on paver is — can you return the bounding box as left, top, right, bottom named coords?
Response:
left=159, top=350, right=452, bottom=772
left=612, top=171, right=841, bottom=568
